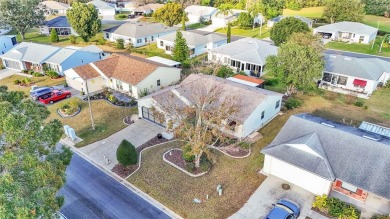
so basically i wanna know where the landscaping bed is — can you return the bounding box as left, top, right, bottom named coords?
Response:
left=164, top=148, right=209, bottom=176
left=82, top=90, right=137, bottom=107
left=217, top=144, right=250, bottom=157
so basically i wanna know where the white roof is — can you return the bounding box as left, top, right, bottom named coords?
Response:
left=315, top=22, right=378, bottom=36
left=41, top=1, right=70, bottom=10
left=227, top=77, right=258, bottom=87
left=158, top=31, right=226, bottom=47
left=88, top=0, right=114, bottom=10
left=146, top=56, right=181, bottom=67
left=185, top=5, right=217, bottom=17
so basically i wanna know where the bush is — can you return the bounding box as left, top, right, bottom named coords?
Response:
left=354, top=99, right=364, bottom=107
left=237, top=12, right=253, bottom=28
left=182, top=144, right=195, bottom=162
left=69, top=35, right=77, bottom=44
left=238, top=141, right=250, bottom=149
left=108, top=94, right=117, bottom=103
left=118, top=14, right=127, bottom=18
left=185, top=162, right=195, bottom=172
left=32, top=72, right=43, bottom=77
left=13, top=79, right=21, bottom=85
left=372, top=215, right=390, bottom=219
left=60, top=100, right=79, bottom=115
left=97, top=37, right=106, bottom=45
left=284, top=97, right=302, bottom=110
left=313, top=195, right=360, bottom=219
left=46, top=70, right=59, bottom=79
left=50, top=29, right=59, bottom=43
left=23, top=77, right=31, bottom=84
left=216, top=65, right=234, bottom=78
left=116, top=38, right=125, bottom=49
left=22, top=69, right=28, bottom=73
left=116, top=140, right=138, bottom=166
left=264, top=78, right=279, bottom=86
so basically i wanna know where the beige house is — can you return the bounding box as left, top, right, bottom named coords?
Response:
left=64, top=54, right=181, bottom=99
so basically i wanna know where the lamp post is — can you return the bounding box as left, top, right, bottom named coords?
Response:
left=72, top=76, right=95, bottom=130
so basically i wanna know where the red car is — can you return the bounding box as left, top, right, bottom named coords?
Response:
left=39, top=90, right=71, bottom=104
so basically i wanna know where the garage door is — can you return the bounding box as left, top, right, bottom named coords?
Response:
left=3, top=59, right=21, bottom=70
left=141, top=106, right=166, bottom=127
left=265, top=155, right=332, bottom=195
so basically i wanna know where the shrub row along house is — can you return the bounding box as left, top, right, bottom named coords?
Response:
left=138, top=74, right=282, bottom=139
left=0, top=42, right=106, bottom=75
left=64, top=54, right=181, bottom=99
left=103, top=22, right=178, bottom=48
left=262, top=114, right=390, bottom=216
left=157, top=31, right=227, bottom=58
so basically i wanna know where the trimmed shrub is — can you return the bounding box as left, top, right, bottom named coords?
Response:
left=60, top=99, right=79, bottom=115
left=46, top=70, right=59, bottom=79
left=264, top=78, right=279, bottom=86
left=313, top=195, right=360, bottom=219
left=284, top=97, right=302, bottom=110
left=50, top=29, right=59, bottom=43
left=22, top=69, right=29, bottom=73
left=354, top=99, right=364, bottom=107
left=216, top=65, right=235, bottom=78
left=23, top=77, right=31, bottom=84
left=238, top=141, right=250, bottom=149
left=69, top=35, right=77, bottom=44
left=182, top=144, right=195, bottom=162
left=116, top=38, right=125, bottom=49
left=108, top=94, right=117, bottom=103
left=97, top=37, right=106, bottom=45
left=32, top=72, right=43, bottom=77
left=116, top=140, right=138, bottom=166
left=118, top=14, right=127, bottom=18
left=13, top=79, right=21, bottom=85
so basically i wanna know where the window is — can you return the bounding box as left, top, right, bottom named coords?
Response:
left=337, top=76, right=348, bottom=85
left=275, top=100, right=280, bottom=109
left=157, top=79, right=160, bottom=86
left=261, top=111, right=265, bottom=119
left=105, top=33, right=109, bottom=38
left=322, top=73, right=332, bottom=82
left=145, top=37, right=147, bottom=43
left=151, top=36, right=154, bottom=41
left=137, top=39, right=142, bottom=43
left=160, top=41, right=164, bottom=47
left=166, top=46, right=172, bottom=51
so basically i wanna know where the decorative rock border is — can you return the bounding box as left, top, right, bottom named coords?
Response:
left=163, top=148, right=209, bottom=178
left=57, top=106, right=81, bottom=118
left=208, top=145, right=251, bottom=159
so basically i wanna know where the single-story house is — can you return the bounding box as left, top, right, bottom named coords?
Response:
left=103, top=22, right=178, bottom=47
left=313, top=22, right=378, bottom=44
left=185, top=5, right=217, bottom=24
left=267, top=15, right=313, bottom=28
left=64, top=54, right=181, bottom=99
left=44, top=45, right=107, bottom=75
left=40, top=16, right=77, bottom=36
left=261, top=114, right=390, bottom=217
left=146, top=56, right=181, bottom=67
left=157, top=31, right=227, bottom=58
left=227, top=74, right=265, bottom=88
left=320, top=54, right=390, bottom=98
left=0, top=35, right=17, bottom=55
left=41, top=1, right=70, bottom=15
left=208, top=37, right=278, bottom=76
left=88, top=0, right=116, bottom=16
left=138, top=74, right=282, bottom=138
left=211, top=9, right=264, bottom=28
left=132, top=3, right=164, bottom=15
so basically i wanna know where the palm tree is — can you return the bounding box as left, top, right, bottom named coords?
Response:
left=216, top=3, right=234, bottom=29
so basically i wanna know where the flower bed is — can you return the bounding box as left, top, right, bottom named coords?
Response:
left=82, top=91, right=137, bottom=107
left=57, top=100, right=81, bottom=118
left=217, top=144, right=250, bottom=158
left=112, top=136, right=169, bottom=178
left=163, top=148, right=209, bottom=177
left=312, top=195, right=360, bottom=219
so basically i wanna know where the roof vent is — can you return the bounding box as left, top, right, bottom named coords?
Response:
left=344, top=57, right=352, bottom=61
left=329, top=55, right=337, bottom=58
left=248, top=41, right=254, bottom=44
left=362, top=135, right=380, bottom=141
left=321, top=122, right=334, bottom=128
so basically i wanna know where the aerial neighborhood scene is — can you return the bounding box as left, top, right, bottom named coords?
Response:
left=0, top=0, right=390, bottom=218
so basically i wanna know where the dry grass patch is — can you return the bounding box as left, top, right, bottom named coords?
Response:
left=0, top=75, right=65, bottom=95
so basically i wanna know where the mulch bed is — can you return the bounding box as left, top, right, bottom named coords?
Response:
left=218, top=145, right=250, bottom=157
left=112, top=136, right=170, bottom=178
left=164, top=149, right=206, bottom=175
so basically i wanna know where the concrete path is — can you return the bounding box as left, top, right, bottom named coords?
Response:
left=80, top=119, right=164, bottom=170
left=0, top=69, right=31, bottom=80
left=229, top=175, right=315, bottom=219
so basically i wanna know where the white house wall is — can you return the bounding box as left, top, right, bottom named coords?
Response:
left=137, top=97, right=154, bottom=118
left=98, top=8, right=116, bottom=16
left=242, top=94, right=282, bottom=138
left=323, top=73, right=377, bottom=95
left=263, top=155, right=333, bottom=195
left=104, top=31, right=176, bottom=48
left=2, top=58, right=23, bottom=70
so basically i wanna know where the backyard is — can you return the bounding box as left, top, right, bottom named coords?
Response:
left=215, top=26, right=270, bottom=39
left=283, top=6, right=324, bottom=18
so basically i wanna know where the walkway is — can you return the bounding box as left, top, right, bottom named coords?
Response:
left=0, top=69, right=31, bottom=80
left=79, top=119, right=164, bottom=169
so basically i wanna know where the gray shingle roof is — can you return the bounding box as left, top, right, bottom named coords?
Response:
left=158, top=31, right=226, bottom=47
left=0, top=42, right=60, bottom=64
left=88, top=0, right=114, bottom=10
left=41, top=1, right=70, bottom=10
left=45, top=16, right=70, bottom=28
left=315, top=21, right=378, bottom=35
left=325, top=54, right=390, bottom=80
left=210, top=38, right=277, bottom=66
left=270, top=15, right=312, bottom=24
left=103, top=22, right=178, bottom=38
left=185, top=5, right=217, bottom=17
left=45, top=48, right=76, bottom=64
left=261, top=114, right=390, bottom=199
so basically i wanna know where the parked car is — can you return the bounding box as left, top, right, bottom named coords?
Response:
left=39, top=90, right=71, bottom=104
left=265, top=199, right=300, bottom=219
left=322, top=33, right=332, bottom=39
left=128, top=14, right=135, bottom=19
left=30, top=87, right=54, bottom=100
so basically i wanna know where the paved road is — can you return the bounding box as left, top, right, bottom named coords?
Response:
left=59, top=153, right=171, bottom=219
left=324, top=49, right=390, bottom=61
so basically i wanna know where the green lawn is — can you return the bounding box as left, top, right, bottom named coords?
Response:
left=0, top=75, right=65, bottom=95
left=132, top=43, right=172, bottom=59
left=363, top=15, right=390, bottom=32
left=215, top=26, right=270, bottom=39
left=115, top=12, right=130, bottom=20
left=325, top=36, right=390, bottom=57
left=283, top=6, right=324, bottom=18
left=187, top=22, right=207, bottom=29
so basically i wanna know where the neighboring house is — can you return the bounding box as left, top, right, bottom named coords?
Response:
left=208, top=37, right=278, bottom=76
left=138, top=74, right=282, bottom=137
left=88, top=0, right=116, bottom=16
left=267, top=15, right=313, bottom=28
left=157, top=31, right=227, bottom=58
left=146, top=56, right=181, bottom=67
left=0, top=35, right=17, bottom=55
left=44, top=45, right=107, bottom=75
left=211, top=9, right=265, bottom=28
left=320, top=54, right=390, bottom=98
left=261, top=113, right=390, bottom=217
left=313, top=22, right=378, bottom=44
left=132, top=4, right=164, bottom=15
left=41, top=1, right=70, bottom=15
left=227, top=74, right=265, bottom=88
left=40, top=16, right=77, bottom=36
left=64, top=54, right=181, bottom=99
left=185, top=5, right=217, bottom=24
left=103, top=22, right=178, bottom=47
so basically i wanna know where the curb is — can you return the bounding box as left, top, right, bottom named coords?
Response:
left=209, top=145, right=251, bottom=159
left=60, top=140, right=183, bottom=219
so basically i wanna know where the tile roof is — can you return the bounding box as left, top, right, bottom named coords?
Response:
left=209, top=38, right=278, bottom=66
left=72, top=64, right=100, bottom=80
left=45, top=16, right=70, bottom=28
left=261, top=114, right=390, bottom=199
left=92, top=54, right=169, bottom=85
left=103, top=22, right=178, bottom=38
left=41, top=1, right=70, bottom=10
left=325, top=54, right=390, bottom=80
left=0, top=42, right=60, bottom=64
left=233, top=74, right=264, bottom=84
left=158, top=31, right=227, bottom=47
left=315, top=21, right=378, bottom=36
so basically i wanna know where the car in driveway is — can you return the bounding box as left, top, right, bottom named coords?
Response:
left=30, top=87, right=54, bottom=100
left=265, top=198, right=300, bottom=219
left=39, top=90, right=71, bottom=104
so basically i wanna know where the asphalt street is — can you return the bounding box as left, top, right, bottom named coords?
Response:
left=59, top=153, right=171, bottom=219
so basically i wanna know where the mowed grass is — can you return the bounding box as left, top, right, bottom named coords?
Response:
left=47, top=97, right=137, bottom=147
left=325, top=36, right=390, bottom=57
left=283, top=6, right=324, bottom=18
left=215, top=26, right=271, bottom=39
left=363, top=15, right=390, bottom=32
left=0, top=75, right=65, bottom=95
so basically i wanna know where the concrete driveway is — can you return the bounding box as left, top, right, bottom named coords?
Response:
left=229, top=175, right=315, bottom=219
left=80, top=119, right=164, bottom=170
left=0, top=69, right=31, bottom=80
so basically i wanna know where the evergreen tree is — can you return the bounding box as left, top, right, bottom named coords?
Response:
left=50, top=29, right=59, bottom=43
left=270, top=17, right=310, bottom=46
left=173, top=30, right=189, bottom=63
left=227, top=23, right=231, bottom=43
left=116, top=140, right=137, bottom=166
left=181, top=12, right=186, bottom=31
